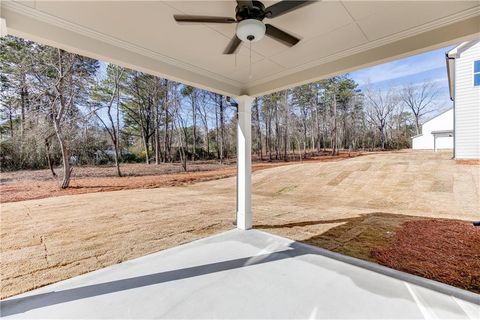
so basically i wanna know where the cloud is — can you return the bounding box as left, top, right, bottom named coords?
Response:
left=350, top=46, right=454, bottom=87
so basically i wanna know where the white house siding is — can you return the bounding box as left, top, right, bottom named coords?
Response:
left=412, top=109, right=453, bottom=150
left=454, top=41, right=480, bottom=159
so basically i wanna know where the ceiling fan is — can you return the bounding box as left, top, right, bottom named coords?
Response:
left=174, top=0, right=314, bottom=54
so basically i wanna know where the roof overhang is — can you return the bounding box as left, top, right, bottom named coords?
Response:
left=445, top=39, right=480, bottom=101
left=1, top=1, right=480, bottom=97
left=431, top=130, right=454, bottom=137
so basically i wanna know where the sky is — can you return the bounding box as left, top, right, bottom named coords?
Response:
left=349, top=45, right=455, bottom=114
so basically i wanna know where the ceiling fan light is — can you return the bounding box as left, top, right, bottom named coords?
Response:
left=236, top=19, right=265, bottom=43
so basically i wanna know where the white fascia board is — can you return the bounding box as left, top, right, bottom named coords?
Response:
left=448, top=39, right=480, bottom=58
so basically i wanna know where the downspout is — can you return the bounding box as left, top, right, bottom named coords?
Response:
left=445, top=53, right=456, bottom=159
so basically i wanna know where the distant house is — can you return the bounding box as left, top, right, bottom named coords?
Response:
left=446, top=40, right=480, bottom=160
left=412, top=108, right=453, bottom=151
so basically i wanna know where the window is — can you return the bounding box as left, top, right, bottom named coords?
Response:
left=474, top=60, right=480, bottom=87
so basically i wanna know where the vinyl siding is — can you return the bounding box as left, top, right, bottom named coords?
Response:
left=454, top=42, right=480, bottom=159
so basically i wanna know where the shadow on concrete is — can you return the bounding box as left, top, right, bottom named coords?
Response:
left=0, top=244, right=308, bottom=317
left=254, top=218, right=352, bottom=229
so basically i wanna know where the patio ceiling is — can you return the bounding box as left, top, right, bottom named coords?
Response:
left=1, top=1, right=480, bottom=97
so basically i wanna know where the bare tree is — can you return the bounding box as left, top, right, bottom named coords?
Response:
left=401, top=81, right=439, bottom=134
left=91, top=65, right=124, bottom=176
left=181, top=85, right=199, bottom=161
left=50, top=49, right=97, bottom=188
left=252, top=97, right=263, bottom=159
left=154, top=79, right=166, bottom=165
left=331, top=89, right=338, bottom=155
left=364, top=87, right=399, bottom=149
left=197, top=92, right=211, bottom=156
left=171, top=87, right=188, bottom=171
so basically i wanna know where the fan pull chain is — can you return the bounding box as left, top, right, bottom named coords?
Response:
left=249, top=41, right=252, bottom=80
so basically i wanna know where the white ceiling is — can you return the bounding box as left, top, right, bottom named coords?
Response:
left=2, top=1, right=480, bottom=96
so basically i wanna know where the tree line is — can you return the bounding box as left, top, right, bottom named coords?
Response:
left=1, top=36, right=440, bottom=188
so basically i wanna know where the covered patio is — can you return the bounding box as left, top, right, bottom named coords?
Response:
left=1, top=0, right=479, bottom=318
left=2, top=229, right=479, bottom=319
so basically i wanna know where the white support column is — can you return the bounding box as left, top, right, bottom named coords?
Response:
left=236, top=95, right=253, bottom=230
left=0, top=18, right=8, bottom=38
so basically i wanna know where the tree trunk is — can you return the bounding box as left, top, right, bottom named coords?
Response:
left=155, top=101, right=161, bottom=165
left=380, top=126, right=386, bottom=149
left=45, top=137, right=57, bottom=178
left=215, top=96, right=220, bottom=160
left=53, top=48, right=72, bottom=189
left=53, top=121, right=71, bottom=189
left=9, top=112, right=14, bottom=138
left=20, top=88, right=25, bottom=138
left=254, top=98, right=263, bottom=160
left=163, top=79, right=170, bottom=163
left=274, top=101, right=280, bottom=160
left=332, top=93, right=337, bottom=156
left=20, top=74, right=28, bottom=139
left=414, top=116, right=420, bottom=135
left=283, top=91, right=289, bottom=161
left=143, top=131, right=150, bottom=164
left=192, top=94, right=197, bottom=161
left=303, top=122, right=307, bottom=157
left=113, top=146, right=122, bottom=177
left=219, top=95, right=225, bottom=163
left=116, top=87, right=121, bottom=157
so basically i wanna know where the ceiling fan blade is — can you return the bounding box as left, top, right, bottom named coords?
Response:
left=236, top=0, right=253, bottom=8
left=265, top=24, right=300, bottom=47
left=224, top=35, right=242, bottom=54
left=265, top=1, right=314, bottom=18
left=174, top=15, right=237, bottom=23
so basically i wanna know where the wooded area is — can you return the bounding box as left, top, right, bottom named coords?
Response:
left=1, top=36, right=438, bottom=188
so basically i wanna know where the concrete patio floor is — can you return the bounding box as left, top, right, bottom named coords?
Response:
left=1, top=229, right=479, bottom=319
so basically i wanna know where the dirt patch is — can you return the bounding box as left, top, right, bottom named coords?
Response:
left=0, top=152, right=362, bottom=203
left=327, top=171, right=352, bottom=186
left=297, top=213, right=480, bottom=293
left=430, top=178, right=453, bottom=193
left=1, top=165, right=230, bottom=203
left=372, top=219, right=480, bottom=293
left=456, top=159, right=480, bottom=165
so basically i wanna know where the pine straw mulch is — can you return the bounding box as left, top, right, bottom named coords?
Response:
left=299, top=213, right=480, bottom=294
left=371, top=219, right=480, bottom=293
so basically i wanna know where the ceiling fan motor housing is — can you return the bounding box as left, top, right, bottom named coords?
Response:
left=174, top=0, right=309, bottom=53
left=235, top=0, right=266, bottom=21
left=236, top=19, right=266, bottom=42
